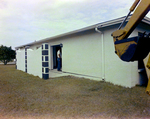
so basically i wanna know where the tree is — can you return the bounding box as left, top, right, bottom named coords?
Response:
left=0, top=45, right=16, bottom=65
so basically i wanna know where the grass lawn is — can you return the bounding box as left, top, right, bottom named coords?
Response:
left=0, top=65, right=150, bottom=119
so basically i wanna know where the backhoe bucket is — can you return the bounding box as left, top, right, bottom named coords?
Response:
left=114, top=36, right=150, bottom=62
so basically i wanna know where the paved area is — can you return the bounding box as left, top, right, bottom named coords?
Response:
left=49, top=69, right=101, bottom=81
left=49, top=69, right=69, bottom=78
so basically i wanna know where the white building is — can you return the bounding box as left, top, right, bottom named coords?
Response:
left=15, top=16, right=150, bottom=88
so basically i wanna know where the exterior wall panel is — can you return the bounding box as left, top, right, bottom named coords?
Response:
left=27, top=47, right=42, bottom=78
left=104, top=28, right=139, bottom=87
left=16, top=49, right=25, bottom=72
left=62, top=32, right=103, bottom=79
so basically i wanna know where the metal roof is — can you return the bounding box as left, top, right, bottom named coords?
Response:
left=15, top=16, right=150, bottom=49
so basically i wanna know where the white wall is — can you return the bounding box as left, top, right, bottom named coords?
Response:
left=16, top=46, right=42, bottom=78
left=103, top=28, right=139, bottom=87
left=47, top=29, right=139, bottom=87
left=47, top=32, right=102, bottom=79
left=62, top=32, right=102, bottom=78
left=16, top=22, right=150, bottom=88
left=27, top=47, right=42, bottom=78
left=16, top=48, right=25, bottom=72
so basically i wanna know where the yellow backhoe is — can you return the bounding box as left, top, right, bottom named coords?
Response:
left=111, top=0, right=150, bottom=95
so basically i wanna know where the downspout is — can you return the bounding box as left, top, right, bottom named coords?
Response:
left=95, top=26, right=105, bottom=80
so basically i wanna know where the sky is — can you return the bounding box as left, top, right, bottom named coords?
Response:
left=0, top=0, right=150, bottom=50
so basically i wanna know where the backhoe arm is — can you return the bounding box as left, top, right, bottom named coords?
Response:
left=111, top=0, right=150, bottom=95
left=111, top=0, right=150, bottom=62
left=112, top=0, right=150, bottom=41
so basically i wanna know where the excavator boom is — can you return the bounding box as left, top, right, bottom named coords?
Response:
left=112, top=0, right=150, bottom=40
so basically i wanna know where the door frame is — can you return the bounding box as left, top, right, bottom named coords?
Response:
left=50, top=44, right=62, bottom=69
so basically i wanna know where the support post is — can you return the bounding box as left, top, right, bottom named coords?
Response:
left=25, top=48, right=27, bottom=72
left=42, top=43, right=49, bottom=79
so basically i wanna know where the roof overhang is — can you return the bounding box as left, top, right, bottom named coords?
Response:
left=15, top=16, right=150, bottom=49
